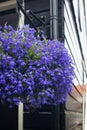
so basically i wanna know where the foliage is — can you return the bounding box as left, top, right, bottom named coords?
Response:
left=0, top=25, right=74, bottom=109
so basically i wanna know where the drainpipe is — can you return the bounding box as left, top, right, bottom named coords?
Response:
left=50, top=1, right=60, bottom=130
left=50, top=0, right=58, bottom=40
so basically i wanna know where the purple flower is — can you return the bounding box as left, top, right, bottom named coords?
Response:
left=0, top=24, right=74, bottom=109
left=9, top=60, right=15, bottom=67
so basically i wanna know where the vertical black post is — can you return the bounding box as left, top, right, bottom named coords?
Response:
left=58, top=0, right=65, bottom=130
left=50, top=0, right=58, bottom=40
left=50, top=0, right=65, bottom=130
left=50, top=0, right=60, bottom=130
left=58, top=0, right=64, bottom=42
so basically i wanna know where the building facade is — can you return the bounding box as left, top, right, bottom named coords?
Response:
left=0, top=0, right=87, bottom=130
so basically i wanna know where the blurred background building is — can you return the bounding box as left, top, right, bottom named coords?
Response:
left=0, top=0, right=87, bottom=130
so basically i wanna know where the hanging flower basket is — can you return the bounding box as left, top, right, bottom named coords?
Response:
left=0, top=25, right=74, bottom=110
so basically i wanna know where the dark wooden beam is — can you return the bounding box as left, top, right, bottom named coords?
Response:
left=0, top=0, right=16, bottom=12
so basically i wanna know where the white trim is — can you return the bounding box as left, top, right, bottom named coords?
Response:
left=18, top=102, right=23, bottom=130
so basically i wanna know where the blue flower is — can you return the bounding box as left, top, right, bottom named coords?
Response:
left=0, top=24, right=74, bottom=109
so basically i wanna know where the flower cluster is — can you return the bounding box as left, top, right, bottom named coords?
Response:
left=0, top=25, right=74, bottom=109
